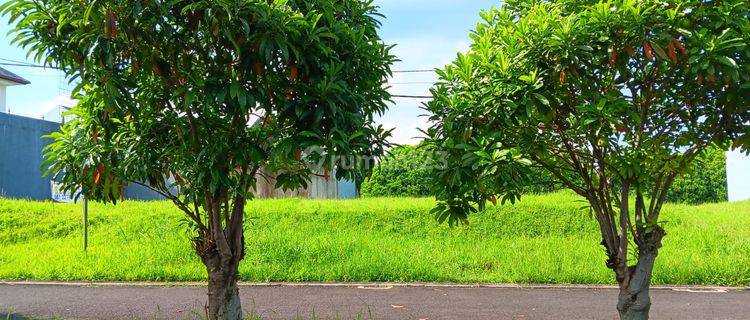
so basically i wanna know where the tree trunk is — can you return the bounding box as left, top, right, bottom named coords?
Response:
left=205, top=258, right=243, bottom=320
left=616, top=227, right=664, bottom=320
left=617, top=251, right=655, bottom=320
left=194, top=191, right=248, bottom=320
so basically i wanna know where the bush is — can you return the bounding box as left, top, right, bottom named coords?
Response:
left=666, top=147, right=728, bottom=204
left=361, top=145, right=727, bottom=204
left=360, top=145, right=433, bottom=197
left=522, top=147, right=728, bottom=204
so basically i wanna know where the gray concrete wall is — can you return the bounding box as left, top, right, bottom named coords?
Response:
left=125, top=183, right=166, bottom=201
left=0, top=112, right=164, bottom=201
left=0, top=112, right=59, bottom=200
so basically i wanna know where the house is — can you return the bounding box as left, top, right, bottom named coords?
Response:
left=0, top=66, right=31, bottom=113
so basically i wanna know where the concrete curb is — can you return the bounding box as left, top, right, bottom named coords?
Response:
left=1, top=281, right=747, bottom=292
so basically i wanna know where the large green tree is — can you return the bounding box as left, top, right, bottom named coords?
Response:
left=425, top=0, right=749, bottom=319
left=1, top=0, right=394, bottom=318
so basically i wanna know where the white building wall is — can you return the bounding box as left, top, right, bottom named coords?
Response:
left=0, top=85, right=6, bottom=113
left=727, top=150, right=750, bottom=202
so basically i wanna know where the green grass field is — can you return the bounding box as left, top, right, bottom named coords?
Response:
left=0, top=192, right=748, bottom=285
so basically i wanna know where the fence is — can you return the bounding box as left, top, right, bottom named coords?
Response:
left=252, top=168, right=355, bottom=199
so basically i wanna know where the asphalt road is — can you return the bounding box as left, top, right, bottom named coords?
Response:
left=0, top=283, right=748, bottom=320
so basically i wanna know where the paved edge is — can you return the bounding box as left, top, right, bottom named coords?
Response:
left=1, top=281, right=747, bottom=292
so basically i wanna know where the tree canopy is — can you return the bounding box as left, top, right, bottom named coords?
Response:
left=427, top=0, right=749, bottom=222
left=1, top=0, right=394, bottom=205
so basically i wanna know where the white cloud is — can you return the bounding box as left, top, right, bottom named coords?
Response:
left=378, top=111, right=430, bottom=146
left=10, top=95, right=78, bottom=121
left=38, top=95, right=77, bottom=116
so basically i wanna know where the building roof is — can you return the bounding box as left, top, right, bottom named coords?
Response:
left=0, top=66, right=30, bottom=85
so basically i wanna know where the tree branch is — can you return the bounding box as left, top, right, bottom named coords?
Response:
left=129, top=180, right=207, bottom=231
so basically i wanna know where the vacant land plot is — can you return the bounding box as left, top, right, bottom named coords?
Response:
left=0, top=192, right=748, bottom=285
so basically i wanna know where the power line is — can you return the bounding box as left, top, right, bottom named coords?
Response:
left=0, top=57, right=61, bottom=69
left=0, top=57, right=34, bottom=65
left=390, top=81, right=435, bottom=85
left=393, top=69, right=434, bottom=73
left=2, top=56, right=441, bottom=73
left=0, top=61, right=60, bottom=69
left=392, top=94, right=432, bottom=99
left=2, top=60, right=439, bottom=75
left=0, top=59, right=434, bottom=98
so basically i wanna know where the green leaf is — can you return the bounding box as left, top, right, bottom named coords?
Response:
left=230, top=82, right=239, bottom=99
left=718, top=56, right=737, bottom=68
left=651, top=42, right=669, bottom=60
left=675, top=28, right=692, bottom=36
left=532, top=93, right=549, bottom=106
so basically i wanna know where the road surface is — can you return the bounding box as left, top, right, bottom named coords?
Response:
left=1, top=282, right=748, bottom=319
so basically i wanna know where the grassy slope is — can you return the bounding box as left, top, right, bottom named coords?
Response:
left=0, top=192, right=748, bottom=285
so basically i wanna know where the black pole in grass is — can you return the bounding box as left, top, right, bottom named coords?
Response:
left=83, top=197, right=88, bottom=251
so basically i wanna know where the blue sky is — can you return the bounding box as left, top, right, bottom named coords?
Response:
left=377, top=0, right=499, bottom=144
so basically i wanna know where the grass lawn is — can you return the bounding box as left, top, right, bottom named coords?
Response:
left=0, top=192, right=748, bottom=285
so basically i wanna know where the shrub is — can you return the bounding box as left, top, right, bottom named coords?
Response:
left=362, top=146, right=727, bottom=204
left=361, top=146, right=433, bottom=197
left=522, top=147, right=728, bottom=204
left=666, top=147, right=728, bottom=204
